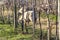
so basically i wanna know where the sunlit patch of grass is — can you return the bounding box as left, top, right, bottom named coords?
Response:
left=0, top=24, right=14, bottom=37
left=49, top=14, right=56, bottom=22
left=40, top=13, right=56, bottom=22
left=40, top=13, right=47, bottom=19
left=0, top=24, right=32, bottom=40
left=0, top=21, right=57, bottom=40
left=7, top=33, right=32, bottom=40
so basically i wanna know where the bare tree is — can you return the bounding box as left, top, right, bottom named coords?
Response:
left=56, top=0, right=59, bottom=40
left=21, top=0, right=25, bottom=33
left=7, top=0, right=11, bottom=24
left=1, top=5, right=5, bottom=24
left=32, top=0, right=37, bottom=39
left=0, top=5, right=4, bottom=24
left=14, top=0, right=18, bottom=34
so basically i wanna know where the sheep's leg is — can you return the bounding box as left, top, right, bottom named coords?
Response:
left=21, top=20, right=24, bottom=34
left=29, top=14, right=32, bottom=22
left=25, top=21, right=28, bottom=34
left=25, top=13, right=29, bottom=33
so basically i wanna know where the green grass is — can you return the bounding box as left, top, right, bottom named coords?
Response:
left=41, top=13, right=56, bottom=22
left=0, top=24, right=57, bottom=40
left=0, top=24, right=14, bottom=37
left=0, top=13, right=57, bottom=40
left=0, top=24, right=33, bottom=40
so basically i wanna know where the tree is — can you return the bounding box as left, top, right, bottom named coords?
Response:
left=56, top=0, right=59, bottom=40
left=1, top=5, right=5, bottom=24
left=21, top=0, right=25, bottom=33
left=0, top=6, right=4, bottom=24
left=14, top=0, right=18, bottom=34
left=32, top=0, right=37, bottom=39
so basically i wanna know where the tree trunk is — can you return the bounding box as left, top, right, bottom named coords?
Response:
left=14, top=0, right=18, bottom=34
left=2, top=5, right=5, bottom=24
left=21, top=0, right=25, bottom=33
left=56, top=0, right=59, bottom=40
left=32, top=0, right=36, bottom=39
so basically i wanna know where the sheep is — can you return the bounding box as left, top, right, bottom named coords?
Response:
left=17, top=7, right=37, bottom=33
left=17, top=7, right=35, bottom=24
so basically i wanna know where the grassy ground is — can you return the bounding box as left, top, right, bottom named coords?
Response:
left=0, top=12, right=57, bottom=40
left=0, top=24, right=46, bottom=40
left=0, top=24, right=33, bottom=40
left=0, top=22, right=56, bottom=40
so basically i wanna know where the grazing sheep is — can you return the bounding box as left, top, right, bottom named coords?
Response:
left=17, top=7, right=36, bottom=24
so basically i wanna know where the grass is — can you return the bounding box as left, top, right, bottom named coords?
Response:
left=0, top=12, right=57, bottom=40
left=0, top=23, right=56, bottom=40
left=0, top=24, right=33, bottom=40
left=41, top=13, right=56, bottom=20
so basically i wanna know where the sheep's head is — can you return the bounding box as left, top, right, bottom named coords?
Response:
left=18, top=7, right=23, bottom=13
left=18, top=7, right=26, bottom=14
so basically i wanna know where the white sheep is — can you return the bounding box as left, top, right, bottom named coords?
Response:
left=18, top=7, right=34, bottom=23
